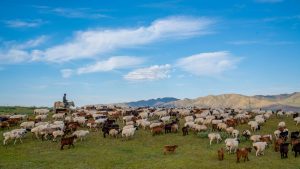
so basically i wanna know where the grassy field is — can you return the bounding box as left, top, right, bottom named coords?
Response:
left=1, top=107, right=300, bottom=169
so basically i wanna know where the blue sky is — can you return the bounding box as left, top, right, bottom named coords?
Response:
left=0, top=0, right=299, bottom=106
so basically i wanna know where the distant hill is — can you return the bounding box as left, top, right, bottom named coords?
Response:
left=125, top=97, right=179, bottom=107
left=162, top=93, right=300, bottom=111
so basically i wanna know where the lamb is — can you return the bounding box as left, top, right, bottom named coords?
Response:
left=52, top=130, right=64, bottom=141
left=253, top=142, right=268, bottom=156
left=274, top=130, right=281, bottom=140
left=122, top=127, right=136, bottom=139
left=72, top=130, right=89, bottom=141
left=225, top=138, right=239, bottom=154
left=218, top=148, right=224, bottom=161
left=232, top=129, right=239, bottom=138
left=60, top=135, right=77, bottom=150
left=20, top=121, right=35, bottom=129
left=217, top=123, right=227, bottom=131
left=208, top=133, right=222, bottom=145
left=242, top=130, right=251, bottom=140
left=3, top=129, right=27, bottom=145
left=294, top=117, right=300, bottom=126
left=226, top=127, right=234, bottom=135
left=278, top=121, right=286, bottom=128
left=163, top=145, right=178, bottom=155
left=109, top=129, right=121, bottom=138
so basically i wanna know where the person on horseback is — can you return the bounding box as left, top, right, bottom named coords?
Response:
left=63, top=93, right=68, bottom=108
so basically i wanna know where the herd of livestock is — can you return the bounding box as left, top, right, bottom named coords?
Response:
left=0, top=105, right=300, bottom=162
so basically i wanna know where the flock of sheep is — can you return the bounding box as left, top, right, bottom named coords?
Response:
left=1, top=106, right=300, bottom=162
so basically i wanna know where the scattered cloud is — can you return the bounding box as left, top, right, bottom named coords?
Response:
left=0, top=36, right=48, bottom=64
left=60, top=69, right=73, bottom=78
left=77, top=56, right=144, bottom=74
left=227, top=40, right=295, bottom=45
left=34, top=6, right=107, bottom=19
left=176, top=51, right=240, bottom=76
left=4, top=19, right=45, bottom=28
left=124, top=64, right=171, bottom=81
left=41, top=16, right=214, bottom=62
left=255, top=0, right=284, bottom=3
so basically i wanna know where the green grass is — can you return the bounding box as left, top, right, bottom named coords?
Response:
left=1, top=107, right=300, bottom=169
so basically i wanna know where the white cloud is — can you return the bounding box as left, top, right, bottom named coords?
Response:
left=61, top=69, right=73, bottom=78
left=4, top=19, right=45, bottom=28
left=124, top=64, right=171, bottom=81
left=255, top=0, right=283, bottom=3
left=228, top=40, right=294, bottom=45
left=0, top=36, right=47, bottom=64
left=176, top=51, right=240, bottom=76
left=33, top=6, right=107, bottom=19
left=77, top=56, right=144, bottom=74
left=42, top=16, right=214, bottom=62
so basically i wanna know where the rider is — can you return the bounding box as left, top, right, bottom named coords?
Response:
left=63, top=93, right=68, bottom=108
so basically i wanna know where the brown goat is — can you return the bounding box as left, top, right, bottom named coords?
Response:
left=152, top=126, right=163, bottom=136
left=218, top=148, right=224, bottom=161
left=164, top=145, right=178, bottom=155
left=0, top=121, right=10, bottom=129
left=60, top=135, right=77, bottom=150
left=274, top=138, right=284, bottom=152
left=236, top=147, right=252, bottom=163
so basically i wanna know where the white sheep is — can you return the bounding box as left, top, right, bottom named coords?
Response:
left=20, top=121, right=35, bottom=129
left=35, top=115, right=47, bottom=121
left=294, top=117, right=300, bottom=126
left=3, top=129, right=27, bottom=145
left=194, top=118, right=204, bottom=124
left=184, top=116, right=194, bottom=122
left=34, top=109, right=49, bottom=115
left=250, top=135, right=261, bottom=142
left=274, top=130, right=281, bottom=140
left=150, top=122, right=162, bottom=129
left=184, top=122, right=195, bottom=128
left=123, top=115, right=133, bottom=124
left=52, top=130, right=64, bottom=141
left=123, top=125, right=134, bottom=130
left=52, top=113, right=65, bottom=120
left=226, top=127, right=234, bottom=135
left=109, top=129, right=120, bottom=138
left=253, top=142, right=268, bottom=156
left=139, top=112, right=148, bottom=119
left=161, top=116, right=171, bottom=123
left=73, top=117, right=86, bottom=126
left=141, top=120, right=151, bottom=129
left=122, top=127, right=136, bottom=139
left=217, top=123, right=227, bottom=131
left=193, top=124, right=207, bottom=132
left=278, top=121, right=286, bottom=128
left=232, top=129, right=239, bottom=138
left=208, top=133, right=222, bottom=145
left=72, top=130, right=89, bottom=141
left=225, top=138, right=239, bottom=154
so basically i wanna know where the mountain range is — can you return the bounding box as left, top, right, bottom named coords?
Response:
left=113, top=92, right=300, bottom=111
